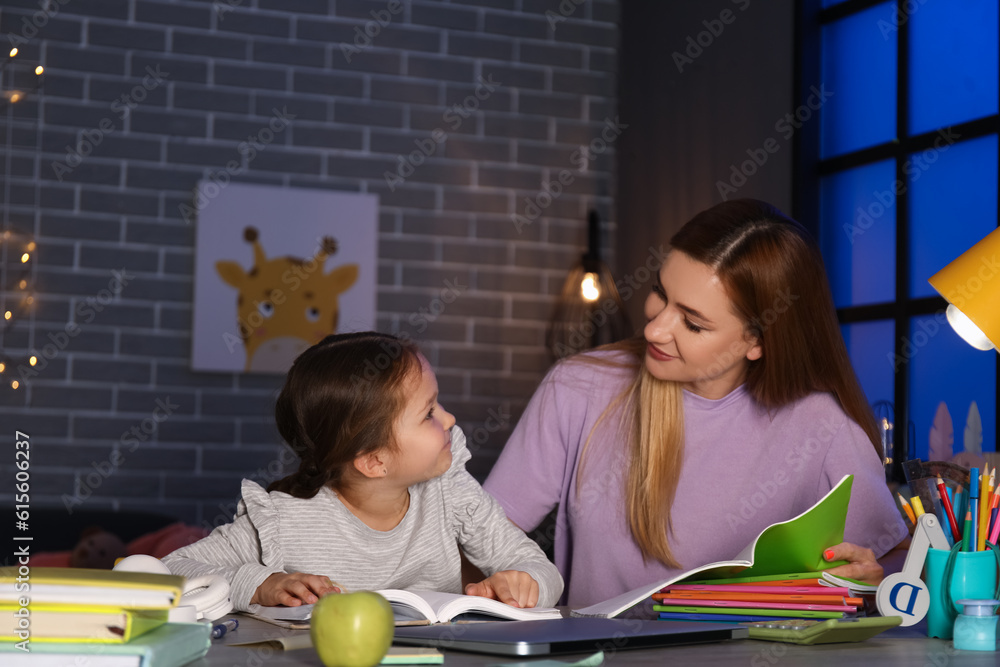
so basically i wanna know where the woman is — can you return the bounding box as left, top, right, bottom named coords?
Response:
left=484, top=199, right=908, bottom=607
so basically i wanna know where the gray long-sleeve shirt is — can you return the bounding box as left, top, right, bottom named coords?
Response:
left=163, top=427, right=562, bottom=612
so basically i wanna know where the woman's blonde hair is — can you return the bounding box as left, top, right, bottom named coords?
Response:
left=578, top=200, right=880, bottom=568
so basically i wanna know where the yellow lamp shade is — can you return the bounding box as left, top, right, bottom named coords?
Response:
left=928, top=226, right=1000, bottom=351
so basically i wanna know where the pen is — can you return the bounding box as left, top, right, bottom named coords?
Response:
left=978, top=466, right=990, bottom=551
left=937, top=477, right=962, bottom=542
left=910, top=495, right=925, bottom=519
left=211, top=618, right=239, bottom=639
left=897, top=493, right=915, bottom=525
left=969, top=468, right=980, bottom=551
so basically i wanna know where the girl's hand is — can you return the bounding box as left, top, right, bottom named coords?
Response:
left=465, top=570, right=539, bottom=609
left=821, top=542, right=883, bottom=585
left=251, top=573, right=342, bottom=607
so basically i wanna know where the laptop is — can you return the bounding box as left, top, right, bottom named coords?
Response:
left=392, top=618, right=749, bottom=656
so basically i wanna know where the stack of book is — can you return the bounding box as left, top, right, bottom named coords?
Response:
left=652, top=572, right=872, bottom=622
left=0, top=567, right=211, bottom=667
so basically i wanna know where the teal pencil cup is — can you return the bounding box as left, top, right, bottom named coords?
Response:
left=925, top=544, right=1000, bottom=639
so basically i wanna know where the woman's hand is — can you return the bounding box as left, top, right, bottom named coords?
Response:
left=250, top=572, right=342, bottom=607
left=821, top=542, right=884, bottom=585
left=465, top=570, right=539, bottom=609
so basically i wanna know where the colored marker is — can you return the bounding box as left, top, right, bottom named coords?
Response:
left=989, top=508, right=999, bottom=546
left=989, top=508, right=1000, bottom=547
left=937, top=477, right=962, bottom=542
left=979, top=466, right=991, bottom=551
left=970, top=468, right=980, bottom=551
left=962, top=509, right=973, bottom=552
left=911, top=495, right=926, bottom=519
left=211, top=618, right=239, bottom=639
left=897, top=493, right=916, bottom=524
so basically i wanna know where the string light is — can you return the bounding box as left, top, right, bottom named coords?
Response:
left=29, top=356, right=37, bottom=366
left=35, top=66, right=43, bottom=76
left=11, top=380, right=19, bottom=390
left=9, top=48, right=16, bottom=58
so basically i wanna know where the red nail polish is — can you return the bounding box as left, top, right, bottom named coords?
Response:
left=823, top=549, right=835, bottom=561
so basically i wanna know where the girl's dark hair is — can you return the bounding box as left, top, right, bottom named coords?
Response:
left=267, top=332, right=420, bottom=498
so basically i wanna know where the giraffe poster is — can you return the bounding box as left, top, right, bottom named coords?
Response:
left=191, top=182, right=378, bottom=373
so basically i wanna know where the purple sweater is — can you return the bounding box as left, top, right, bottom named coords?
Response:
left=484, top=352, right=908, bottom=607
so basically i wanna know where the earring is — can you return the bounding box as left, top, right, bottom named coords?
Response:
left=381, top=468, right=388, bottom=476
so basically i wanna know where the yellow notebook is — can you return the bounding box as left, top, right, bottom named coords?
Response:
left=1, top=602, right=170, bottom=643
left=0, top=567, right=184, bottom=609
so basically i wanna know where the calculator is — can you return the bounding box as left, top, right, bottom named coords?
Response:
left=743, top=616, right=902, bottom=644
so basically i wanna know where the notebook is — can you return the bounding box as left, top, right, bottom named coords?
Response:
left=391, top=618, right=749, bottom=656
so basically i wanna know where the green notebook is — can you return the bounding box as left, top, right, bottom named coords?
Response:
left=0, top=621, right=211, bottom=667
left=571, top=474, right=856, bottom=618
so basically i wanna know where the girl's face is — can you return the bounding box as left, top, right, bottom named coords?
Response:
left=388, top=354, right=456, bottom=485
left=643, top=251, right=761, bottom=399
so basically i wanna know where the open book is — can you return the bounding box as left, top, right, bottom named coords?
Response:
left=571, top=474, right=857, bottom=618
left=251, top=590, right=562, bottom=625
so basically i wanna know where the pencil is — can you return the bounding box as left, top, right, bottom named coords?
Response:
left=962, top=509, right=973, bottom=552
left=898, top=492, right=916, bottom=525
left=911, top=495, right=926, bottom=519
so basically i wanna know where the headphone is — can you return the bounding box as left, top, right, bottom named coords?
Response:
left=114, top=554, right=234, bottom=621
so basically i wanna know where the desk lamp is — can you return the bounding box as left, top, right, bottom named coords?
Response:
left=928, top=227, right=1000, bottom=352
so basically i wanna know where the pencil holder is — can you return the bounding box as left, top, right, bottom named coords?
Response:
left=925, top=544, right=1000, bottom=639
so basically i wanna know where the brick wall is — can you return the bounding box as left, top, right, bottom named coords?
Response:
left=0, top=0, right=619, bottom=528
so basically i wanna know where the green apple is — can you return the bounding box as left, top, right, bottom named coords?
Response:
left=310, top=591, right=395, bottom=667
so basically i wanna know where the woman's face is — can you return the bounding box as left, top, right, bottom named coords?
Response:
left=643, top=251, right=761, bottom=399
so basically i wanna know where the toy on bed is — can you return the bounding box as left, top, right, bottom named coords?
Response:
left=31, top=522, right=209, bottom=569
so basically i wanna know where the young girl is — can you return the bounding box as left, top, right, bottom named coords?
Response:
left=163, top=332, right=562, bottom=612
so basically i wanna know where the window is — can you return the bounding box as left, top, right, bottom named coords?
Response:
left=797, top=0, right=998, bottom=473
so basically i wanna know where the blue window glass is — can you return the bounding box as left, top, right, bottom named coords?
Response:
left=909, top=135, right=999, bottom=299
left=820, top=3, right=897, bottom=158
left=907, top=316, right=997, bottom=461
left=841, top=320, right=895, bottom=406
left=909, top=0, right=999, bottom=135
left=820, top=160, right=897, bottom=308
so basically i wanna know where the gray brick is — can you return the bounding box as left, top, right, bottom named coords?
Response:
left=0, top=12, right=81, bottom=43
left=163, top=251, right=193, bottom=276
left=379, top=238, right=437, bottom=263
left=200, top=392, right=276, bottom=417
left=258, top=0, right=328, bottom=13
left=117, top=390, right=197, bottom=415
left=453, top=0, right=514, bottom=8
left=443, top=190, right=508, bottom=215
left=119, top=275, right=192, bottom=303
left=73, top=415, right=152, bottom=441
left=370, top=130, right=443, bottom=156
left=516, top=142, right=575, bottom=168
left=476, top=214, right=542, bottom=242
left=172, top=30, right=248, bottom=59
left=159, top=305, right=192, bottom=331
left=165, top=473, right=244, bottom=500
left=411, top=108, right=478, bottom=135
left=156, top=363, right=233, bottom=389
left=167, top=141, right=242, bottom=167
left=478, top=165, right=542, bottom=190
left=484, top=115, right=549, bottom=141
left=521, top=42, right=584, bottom=69
left=485, top=12, right=548, bottom=39
left=402, top=212, right=469, bottom=237
left=444, top=83, right=511, bottom=113
left=88, top=23, right=167, bottom=51
left=554, top=20, right=617, bottom=48
left=476, top=268, right=543, bottom=294
left=407, top=55, right=474, bottom=82
left=472, top=323, right=544, bottom=347
left=33, top=323, right=115, bottom=354
left=81, top=190, right=159, bottom=217
left=447, top=34, right=512, bottom=61
left=80, top=245, right=157, bottom=271
left=252, top=41, right=324, bottom=68
left=174, top=86, right=250, bottom=114
left=334, top=101, right=403, bottom=127
left=514, top=243, right=581, bottom=270
left=34, top=242, right=75, bottom=268
left=519, top=91, right=581, bottom=119
left=126, top=166, right=201, bottom=192
left=254, top=94, right=327, bottom=122
left=54, top=0, right=129, bottom=19
left=215, top=63, right=288, bottom=91
left=136, top=1, right=212, bottom=29
left=158, top=419, right=235, bottom=444
left=43, top=101, right=124, bottom=131
left=119, top=332, right=188, bottom=358
left=400, top=266, right=474, bottom=291
left=411, top=4, right=477, bottom=31
left=29, top=385, right=114, bottom=410
left=554, top=70, right=613, bottom=96
left=405, top=320, right=468, bottom=343
left=29, top=443, right=114, bottom=469
left=488, top=64, right=547, bottom=91
left=131, top=54, right=209, bottom=84
left=326, top=155, right=392, bottom=180
left=219, top=11, right=291, bottom=37
left=214, top=117, right=285, bottom=142
left=247, top=149, right=322, bottom=175
left=371, top=79, right=441, bottom=106
left=235, top=374, right=285, bottom=391
left=77, top=472, right=164, bottom=499
left=292, top=125, right=363, bottom=150
left=438, top=347, right=505, bottom=372
left=511, top=297, right=554, bottom=321
left=202, top=446, right=288, bottom=474
left=118, top=445, right=198, bottom=472
left=588, top=48, right=616, bottom=73
left=368, top=184, right=437, bottom=210
left=124, top=222, right=195, bottom=246
left=131, top=109, right=208, bottom=138
left=41, top=215, right=121, bottom=242
left=37, top=73, right=85, bottom=99
left=45, top=44, right=126, bottom=75
left=546, top=219, right=589, bottom=246
left=292, top=71, right=364, bottom=97
left=443, top=136, right=508, bottom=162
left=87, top=135, right=162, bottom=161
left=296, top=19, right=358, bottom=43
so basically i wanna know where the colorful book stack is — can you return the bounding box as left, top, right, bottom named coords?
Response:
left=652, top=572, right=873, bottom=623
left=0, top=566, right=211, bottom=667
